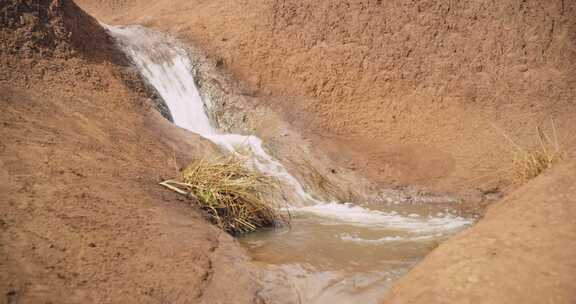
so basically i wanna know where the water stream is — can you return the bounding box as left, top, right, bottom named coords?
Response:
left=107, top=25, right=472, bottom=303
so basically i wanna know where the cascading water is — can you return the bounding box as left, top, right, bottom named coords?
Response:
left=107, top=25, right=472, bottom=303
left=106, top=25, right=317, bottom=205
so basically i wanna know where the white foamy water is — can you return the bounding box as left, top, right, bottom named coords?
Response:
left=338, top=232, right=442, bottom=245
left=106, top=24, right=470, bottom=235
left=292, top=203, right=470, bottom=233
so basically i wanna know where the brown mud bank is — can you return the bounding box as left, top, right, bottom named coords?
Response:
left=1, top=1, right=575, bottom=304
left=77, top=0, right=576, bottom=193
left=1, top=1, right=263, bottom=303
left=76, top=1, right=576, bottom=303
left=383, top=161, right=576, bottom=304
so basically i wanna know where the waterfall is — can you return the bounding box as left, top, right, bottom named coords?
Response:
left=106, top=25, right=471, bottom=233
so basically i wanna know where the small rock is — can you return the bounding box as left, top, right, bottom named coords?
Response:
left=6, top=290, right=17, bottom=304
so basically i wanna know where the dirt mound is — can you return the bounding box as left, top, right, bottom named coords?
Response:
left=383, top=160, right=576, bottom=304
left=1, top=0, right=72, bottom=57
left=1, top=1, right=261, bottom=303
left=1, top=0, right=109, bottom=59
left=77, top=0, right=576, bottom=193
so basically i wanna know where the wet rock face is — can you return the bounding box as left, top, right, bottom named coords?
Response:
left=0, top=0, right=73, bottom=57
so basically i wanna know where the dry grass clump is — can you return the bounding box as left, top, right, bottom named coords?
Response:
left=160, top=157, right=284, bottom=234
left=504, top=121, right=566, bottom=183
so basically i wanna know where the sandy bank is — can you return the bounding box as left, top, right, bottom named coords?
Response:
left=1, top=1, right=262, bottom=303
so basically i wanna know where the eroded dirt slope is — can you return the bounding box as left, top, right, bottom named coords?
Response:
left=73, top=2, right=576, bottom=303
left=77, top=0, right=576, bottom=192
left=1, top=1, right=261, bottom=303
left=383, top=160, right=576, bottom=304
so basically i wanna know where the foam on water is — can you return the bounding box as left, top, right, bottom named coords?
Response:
left=338, top=233, right=442, bottom=245
left=292, top=203, right=471, bottom=233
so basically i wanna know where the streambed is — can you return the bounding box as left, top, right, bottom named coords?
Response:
left=241, top=201, right=469, bottom=303
left=107, top=25, right=473, bottom=303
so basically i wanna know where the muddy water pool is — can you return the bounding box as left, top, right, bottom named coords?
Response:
left=240, top=202, right=470, bottom=303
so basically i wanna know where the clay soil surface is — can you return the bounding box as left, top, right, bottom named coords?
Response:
left=75, top=1, right=576, bottom=303
left=1, top=1, right=261, bottom=303
left=383, top=161, right=576, bottom=304
left=2, top=1, right=576, bottom=303
left=78, top=0, right=576, bottom=193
